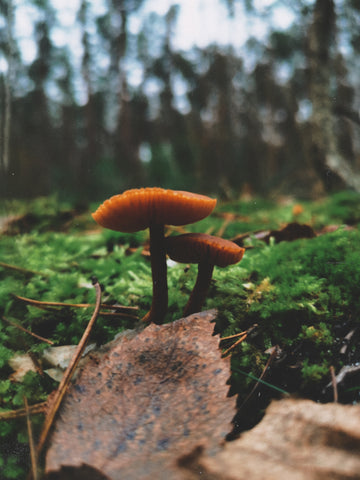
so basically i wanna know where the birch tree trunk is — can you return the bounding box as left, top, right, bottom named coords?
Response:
left=308, top=0, right=360, bottom=192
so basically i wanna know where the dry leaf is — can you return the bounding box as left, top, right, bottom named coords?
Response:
left=182, top=398, right=360, bottom=480
left=7, top=345, right=97, bottom=383
left=42, top=344, right=97, bottom=382
left=233, top=222, right=316, bottom=247
left=8, top=353, right=38, bottom=382
left=45, top=310, right=234, bottom=480
left=264, top=222, right=316, bottom=243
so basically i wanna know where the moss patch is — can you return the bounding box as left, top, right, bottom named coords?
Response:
left=1, top=191, right=360, bottom=477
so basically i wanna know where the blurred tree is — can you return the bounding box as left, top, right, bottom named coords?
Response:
left=97, top=0, right=147, bottom=188
left=146, top=5, right=199, bottom=189
left=77, top=0, right=108, bottom=198
left=2, top=0, right=360, bottom=200
left=0, top=0, right=15, bottom=195
left=188, top=47, right=244, bottom=196
left=10, top=0, right=58, bottom=197
left=306, top=0, right=360, bottom=192
left=54, top=48, right=83, bottom=196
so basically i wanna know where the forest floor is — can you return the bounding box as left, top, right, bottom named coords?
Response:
left=1, top=190, right=360, bottom=479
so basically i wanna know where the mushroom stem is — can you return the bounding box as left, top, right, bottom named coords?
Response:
left=142, top=223, right=168, bottom=324
left=183, top=261, right=214, bottom=317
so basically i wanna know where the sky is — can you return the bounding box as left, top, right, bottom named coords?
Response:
left=9, top=0, right=296, bottom=106
left=149, top=0, right=295, bottom=50
left=14, top=0, right=295, bottom=64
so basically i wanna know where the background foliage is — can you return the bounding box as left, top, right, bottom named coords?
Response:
left=1, top=0, right=360, bottom=201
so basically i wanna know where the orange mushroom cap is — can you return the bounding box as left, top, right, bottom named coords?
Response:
left=92, top=188, right=217, bottom=233
left=166, top=233, right=245, bottom=268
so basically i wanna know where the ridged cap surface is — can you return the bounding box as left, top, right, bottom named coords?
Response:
left=92, top=188, right=217, bottom=232
left=166, top=233, right=245, bottom=267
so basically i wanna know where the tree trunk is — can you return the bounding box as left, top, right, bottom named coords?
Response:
left=307, top=0, right=360, bottom=192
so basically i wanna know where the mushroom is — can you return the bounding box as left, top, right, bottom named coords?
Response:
left=165, top=233, right=245, bottom=316
left=92, top=188, right=217, bottom=324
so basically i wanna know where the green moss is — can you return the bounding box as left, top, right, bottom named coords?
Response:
left=0, top=346, right=13, bottom=369
left=188, top=227, right=360, bottom=404
left=1, top=191, right=360, bottom=477
left=299, top=323, right=333, bottom=346
left=301, top=359, right=330, bottom=384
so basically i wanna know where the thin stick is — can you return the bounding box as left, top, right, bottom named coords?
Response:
left=221, top=333, right=248, bottom=357
left=24, top=397, right=38, bottom=480
left=0, top=261, right=46, bottom=277
left=221, top=324, right=258, bottom=357
left=0, top=402, right=47, bottom=421
left=36, top=280, right=102, bottom=456
left=1, top=316, right=54, bottom=345
left=14, top=294, right=138, bottom=312
left=28, top=351, right=45, bottom=377
left=96, top=311, right=139, bottom=320
left=220, top=330, right=248, bottom=342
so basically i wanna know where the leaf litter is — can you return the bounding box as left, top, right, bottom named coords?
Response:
left=2, top=193, right=358, bottom=479
left=185, top=398, right=360, bottom=480
left=45, top=309, right=235, bottom=480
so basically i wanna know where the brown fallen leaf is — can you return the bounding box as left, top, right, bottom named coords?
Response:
left=45, top=310, right=234, bottom=480
left=181, top=398, right=360, bottom=480
left=233, top=222, right=316, bottom=247
left=267, top=222, right=316, bottom=242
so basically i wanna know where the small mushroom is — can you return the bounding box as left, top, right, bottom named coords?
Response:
left=92, top=188, right=216, bottom=324
left=166, top=233, right=245, bottom=316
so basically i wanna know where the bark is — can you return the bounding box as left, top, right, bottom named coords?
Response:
left=307, top=0, right=360, bottom=192
left=78, top=0, right=99, bottom=193
left=114, top=7, right=144, bottom=185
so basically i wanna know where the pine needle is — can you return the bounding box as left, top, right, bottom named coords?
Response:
left=13, top=294, right=138, bottom=319
left=36, top=279, right=102, bottom=457
left=24, top=396, right=38, bottom=480
left=0, top=402, right=47, bottom=421
left=0, top=261, right=46, bottom=277
left=235, top=346, right=289, bottom=406
left=221, top=324, right=258, bottom=357
left=1, top=316, right=54, bottom=345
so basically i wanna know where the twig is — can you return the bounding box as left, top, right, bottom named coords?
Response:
left=221, top=333, right=247, bottom=357
left=36, top=279, right=102, bottom=457
left=324, top=364, right=360, bottom=393
left=28, top=351, right=45, bottom=376
left=96, top=311, right=139, bottom=320
left=0, top=402, right=47, bottom=421
left=220, top=329, right=249, bottom=342
left=0, top=261, right=46, bottom=277
left=13, top=294, right=138, bottom=317
left=24, top=397, right=38, bottom=480
left=221, top=324, right=258, bottom=357
left=1, top=316, right=54, bottom=345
